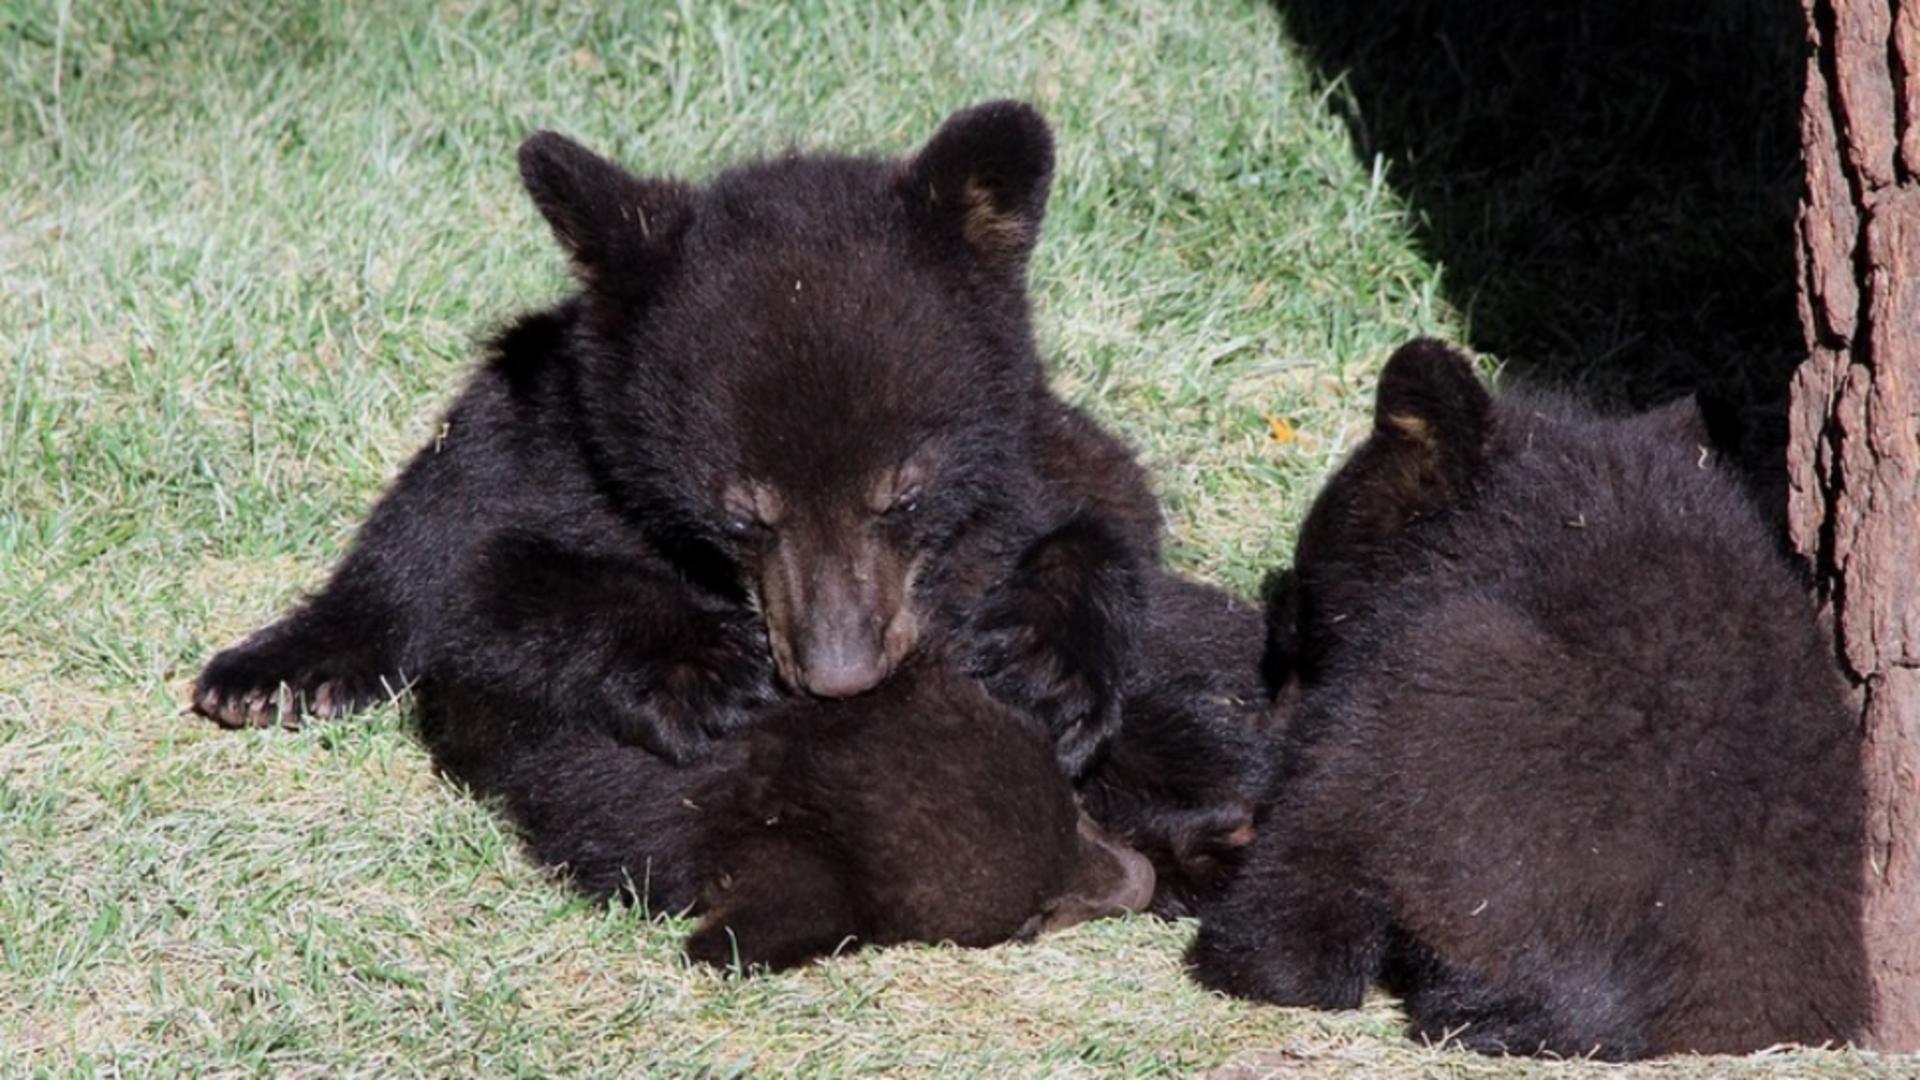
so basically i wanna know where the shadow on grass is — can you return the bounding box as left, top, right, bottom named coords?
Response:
left=1271, top=0, right=1804, bottom=494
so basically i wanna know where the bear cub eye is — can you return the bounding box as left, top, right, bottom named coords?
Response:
left=885, top=486, right=922, bottom=517
left=722, top=514, right=768, bottom=540
left=721, top=483, right=781, bottom=540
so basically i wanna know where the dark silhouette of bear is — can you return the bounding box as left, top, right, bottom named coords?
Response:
left=495, top=655, right=1153, bottom=970
left=190, top=103, right=1262, bottom=921
left=1190, top=339, right=1870, bottom=1059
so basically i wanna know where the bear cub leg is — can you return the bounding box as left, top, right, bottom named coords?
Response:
left=685, top=831, right=862, bottom=972
left=447, top=532, right=779, bottom=765
left=192, top=571, right=403, bottom=728
left=1186, top=836, right=1387, bottom=1010
left=1392, top=948, right=1650, bottom=1061
left=967, top=513, right=1144, bottom=779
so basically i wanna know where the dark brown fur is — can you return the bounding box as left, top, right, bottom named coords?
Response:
left=190, top=103, right=1263, bottom=928
left=487, top=655, right=1149, bottom=970
left=1082, top=572, right=1273, bottom=917
left=1192, top=339, right=1870, bottom=1059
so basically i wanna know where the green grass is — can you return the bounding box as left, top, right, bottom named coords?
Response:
left=0, top=0, right=1893, bottom=1075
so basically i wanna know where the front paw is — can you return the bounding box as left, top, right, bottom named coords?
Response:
left=1185, top=916, right=1372, bottom=1010
left=964, top=514, right=1142, bottom=778
left=964, top=609, right=1120, bottom=779
left=192, top=638, right=396, bottom=729
left=612, top=617, right=779, bottom=764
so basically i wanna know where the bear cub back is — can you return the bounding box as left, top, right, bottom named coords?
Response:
left=498, top=657, right=1152, bottom=971
left=1191, top=339, right=1870, bottom=1059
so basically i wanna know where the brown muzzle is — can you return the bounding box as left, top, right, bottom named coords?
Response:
left=760, top=525, right=919, bottom=698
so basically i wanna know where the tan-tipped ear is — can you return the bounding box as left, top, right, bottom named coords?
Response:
left=1373, top=338, right=1492, bottom=448
left=1306, top=337, right=1493, bottom=551
left=517, top=130, right=691, bottom=279
left=898, top=100, right=1055, bottom=268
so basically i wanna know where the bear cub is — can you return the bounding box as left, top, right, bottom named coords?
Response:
left=191, top=102, right=1263, bottom=937
left=194, top=101, right=1148, bottom=773
left=1190, top=339, right=1869, bottom=1059
left=503, top=656, right=1152, bottom=971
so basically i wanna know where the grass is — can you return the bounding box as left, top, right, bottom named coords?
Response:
left=0, top=0, right=1894, bottom=1075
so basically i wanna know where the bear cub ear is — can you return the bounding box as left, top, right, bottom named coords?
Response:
left=1351, top=337, right=1494, bottom=525
left=899, top=100, right=1055, bottom=268
left=1372, top=338, right=1492, bottom=454
left=517, top=130, right=691, bottom=279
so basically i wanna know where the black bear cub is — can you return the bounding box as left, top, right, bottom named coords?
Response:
left=196, top=101, right=1152, bottom=773
left=501, top=656, right=1152, bottom=971
left=1190, top=339, right=1869, bottom=1059
left=192, top=101, right=1263, bottom=946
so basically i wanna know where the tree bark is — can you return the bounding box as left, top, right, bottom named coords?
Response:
left=1790, top=0, right=1920, bottom=1050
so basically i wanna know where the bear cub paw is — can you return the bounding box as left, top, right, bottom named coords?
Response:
left=192, top=638, right=398, bottom=729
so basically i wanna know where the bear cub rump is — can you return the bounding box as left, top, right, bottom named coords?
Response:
left=1190, top=340, right=1870, bottom=1059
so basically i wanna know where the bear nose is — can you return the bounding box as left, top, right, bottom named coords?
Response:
left=781, top=543, right=895, bottom=698
left=799, top=639, right=887, bottom=698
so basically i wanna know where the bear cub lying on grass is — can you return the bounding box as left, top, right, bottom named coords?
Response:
left=193, top=102, right=1265, bottom=961
left=508, top=655, right=1153, bottom=971
left=1190, top=340, right=1869, bottom=1058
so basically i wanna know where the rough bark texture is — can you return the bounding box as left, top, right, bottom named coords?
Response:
left=1790, top=0, right=1920, bottom=1050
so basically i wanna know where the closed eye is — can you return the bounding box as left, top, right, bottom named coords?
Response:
left=723, top=514, right=769, bottom=540
left=720, top=481, right=781, bottom=539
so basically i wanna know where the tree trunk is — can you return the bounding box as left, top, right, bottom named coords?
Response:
left=1790, top=0, right=1920, bottom=1050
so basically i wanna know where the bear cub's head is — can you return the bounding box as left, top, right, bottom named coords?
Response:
left=518, top=103, right=1058, bottom=698
left=1275, top=338, right=1715, bottom=685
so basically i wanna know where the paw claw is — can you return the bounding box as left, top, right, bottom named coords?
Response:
left=191, top=662, right=365, bottom=730
left=191, top=627, right=394, bottom=732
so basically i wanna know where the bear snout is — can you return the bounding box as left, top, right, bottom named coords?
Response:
left=792, top=614, right=889, bottom=698
left=759, top=525, right=921, bottom=699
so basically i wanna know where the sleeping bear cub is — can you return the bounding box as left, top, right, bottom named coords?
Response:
left=191, top=102, right=1265, bottom=955
left=1190, top=339, right=1869, bottom=1058
left=501, top=654, right=1153, bottom=971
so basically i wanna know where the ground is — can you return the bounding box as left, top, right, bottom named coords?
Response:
left=0, top=1, right=1901, bottom=1075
